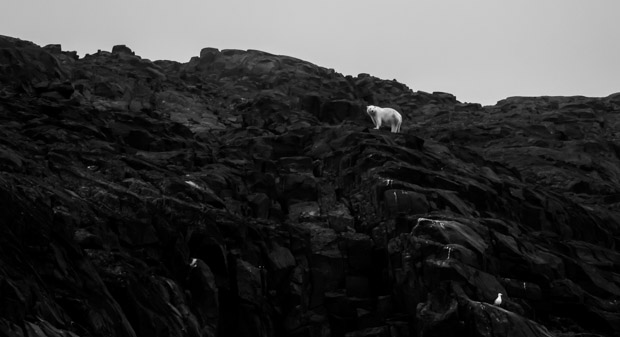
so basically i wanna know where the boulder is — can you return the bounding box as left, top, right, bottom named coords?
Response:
left=328, top=203, right=355, bottom=232
left=112, top=45, right=135, bottom=55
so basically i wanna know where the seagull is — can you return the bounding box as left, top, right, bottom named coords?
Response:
left=494, top=293, right=503, bottom=306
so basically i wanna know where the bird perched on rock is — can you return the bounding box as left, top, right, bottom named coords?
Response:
left=494, top=293, right=503, bottom=306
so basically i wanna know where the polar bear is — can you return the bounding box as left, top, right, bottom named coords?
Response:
left=366, top=105, right=402, bottom=133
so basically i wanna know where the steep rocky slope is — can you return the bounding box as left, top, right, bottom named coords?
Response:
left=0, top=34, right=619, bottom=337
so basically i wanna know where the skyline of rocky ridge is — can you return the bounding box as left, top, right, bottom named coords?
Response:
left=0, top=34, right=619, bottom=337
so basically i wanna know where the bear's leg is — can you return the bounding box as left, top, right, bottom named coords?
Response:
left=389, top=115, right=398, bottom=133
left=368, top=115, right=374, bottom=126
left=393, top=122, right=400, bottom=133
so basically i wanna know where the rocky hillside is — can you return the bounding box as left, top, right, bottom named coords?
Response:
left=0, top=34, right=619, bottom=337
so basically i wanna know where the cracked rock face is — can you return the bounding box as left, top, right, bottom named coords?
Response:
left=0, top=35, right=619, bottom=337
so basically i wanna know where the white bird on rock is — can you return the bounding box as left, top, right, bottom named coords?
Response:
left=494, top=293, right=503, bottom=306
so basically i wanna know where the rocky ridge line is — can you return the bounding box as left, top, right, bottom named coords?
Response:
left=0, top=35, right=619, bottom=337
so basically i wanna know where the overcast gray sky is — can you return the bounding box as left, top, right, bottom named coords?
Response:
left=3, top=0, right=619, bottom=105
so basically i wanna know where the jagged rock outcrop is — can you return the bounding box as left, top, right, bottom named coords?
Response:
left=0, top=35, right=619, bottom=337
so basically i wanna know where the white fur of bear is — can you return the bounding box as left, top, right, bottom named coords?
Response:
left=366, top=105, right=402, bottom=133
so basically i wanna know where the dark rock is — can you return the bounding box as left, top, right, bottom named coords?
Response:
left=279, top=173, right=318, bottom=205
left=74, top=228, right=104, bottom=249
left=0, top=147, right=24, bottom=171
left=248, top=192, right=271, bottom=218
left=199, top=47, right=219, bottom=60
left=43, top=44, right=62, bottom=54
left=501, top=278, right=543, bottom=301
left=460, top=297, right=555, bottom=337
left=328, top=203, right=355, bottom=232
left=345, top=326, right=390, bottom=337
left=236, top=259, right=263, bottom=301
left=288, top=201, right=322, bottom=223
left=188, top=259, right=219, bottom=335
left=383, top=189, right=429, bottom=215
left=0, top=35, right=70, bottom=94
left=112, top=45, right=135, bottom=55
left=318, top=100, right=365, bottom=125
left=0, top=34, right=619, bottom=337
left=277, top=156, right=314, bottom=174
left=346, top=275, right=370, bottom=298
left=268, top=244, right=296, bottom=270
left=416, top=294, right=463, bottom=337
